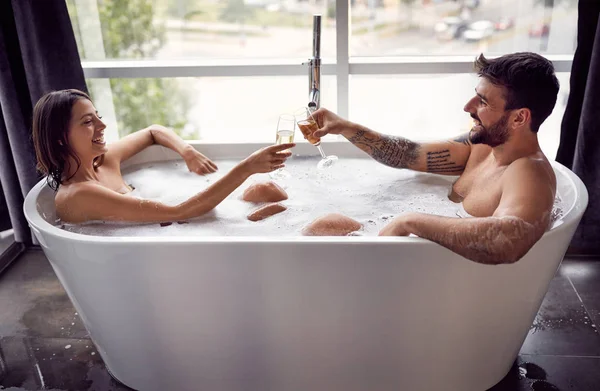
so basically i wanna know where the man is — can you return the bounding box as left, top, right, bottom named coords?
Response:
left=312, top=52, right=559, bottom=265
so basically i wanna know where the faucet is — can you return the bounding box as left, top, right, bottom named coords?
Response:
left=304, top=14, right=321, bottom=111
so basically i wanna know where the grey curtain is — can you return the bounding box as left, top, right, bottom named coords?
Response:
left=556, top=0, right=600, bottom=255
left=0, top=0, right=87, bottom=244
left=0, top=181, right=10, bottom=232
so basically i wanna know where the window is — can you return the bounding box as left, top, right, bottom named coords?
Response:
left=87, top=75, right=337, bottom=143
left=349, top=0, right=577, bottom=56
left=68, top=0, right=576, bottom=159
left=350, top=72, right=571, bottom=158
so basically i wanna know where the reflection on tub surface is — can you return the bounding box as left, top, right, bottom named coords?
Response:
left=59, top=157, right=565, bottom=237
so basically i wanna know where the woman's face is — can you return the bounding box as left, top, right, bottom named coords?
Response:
left=67, top=98, right=107, bottom=160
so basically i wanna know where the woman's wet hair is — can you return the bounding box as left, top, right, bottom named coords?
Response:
left=474, top=52, right=560, bottom=133
left=32, top=89, right=104, bottom=191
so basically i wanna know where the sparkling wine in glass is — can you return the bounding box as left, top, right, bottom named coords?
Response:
left=295, top=107, right=338, bottom=169
left=270, top=114, right=296, bottom=179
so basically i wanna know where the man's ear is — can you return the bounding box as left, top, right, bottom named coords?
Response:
left=512, top=108, right=531, bottom=129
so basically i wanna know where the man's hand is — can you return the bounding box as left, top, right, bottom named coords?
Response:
left=182, top=147, right=218, bottom=175
left=312, top=107, right=353, bottom=138
left=378, top=214, right=415, bottom=236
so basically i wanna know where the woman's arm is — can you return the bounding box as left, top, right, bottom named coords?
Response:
left=105, top=125, right=217, bottom=174
left=58, top=143, right=294, bottom=223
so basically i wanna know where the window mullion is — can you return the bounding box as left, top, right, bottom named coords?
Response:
left=335, top=0, right=350, bottom=119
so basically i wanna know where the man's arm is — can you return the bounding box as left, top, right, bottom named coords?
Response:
left=345, top=125, right=471, bottom=175
left=379, top=159, right=556, bottom=264
left=311, top=108, right=471, bottom=175
left=389, top=213, right=542, bottom=264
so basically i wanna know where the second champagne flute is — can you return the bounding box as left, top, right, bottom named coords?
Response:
left=295, top=107, right=338, bottom=169
left=270, top=114, right=295, bottom=179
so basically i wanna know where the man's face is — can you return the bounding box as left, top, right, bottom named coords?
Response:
left=463, top=78, right=511, bottom=147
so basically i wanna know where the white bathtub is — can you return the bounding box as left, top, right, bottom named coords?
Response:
left=23, top=142, right=587, bottom=391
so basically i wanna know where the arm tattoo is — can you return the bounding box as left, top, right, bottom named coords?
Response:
left=453, top=133, right=471, bottom=146
left=426, top=149, right=464, bottom=174
left=347, top=130, right=420, bottom=169
left=434, top=216, right=541, bottom=265
left=423, top=133, right=470, bottom=174
left=410, top=214, right=546, bottom=265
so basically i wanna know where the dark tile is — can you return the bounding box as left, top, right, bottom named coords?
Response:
left=0, top=336, right=131, bottom=391
left=488, top=355, right=600, bottom=390
left=522, top=355, right=600, bottom=391
left=520, top=266, right=600, bottom=356
left=0, top=250, right=88, bottom=339
left=561, top=259, right=600, bottom=328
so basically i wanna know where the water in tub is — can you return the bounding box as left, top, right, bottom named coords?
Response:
left=59, top=157, right=565, bottom=237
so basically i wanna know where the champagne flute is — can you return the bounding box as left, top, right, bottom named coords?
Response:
left=295, top=107, right=338, bottom=169
left=270, top=114, right=295, bottom=179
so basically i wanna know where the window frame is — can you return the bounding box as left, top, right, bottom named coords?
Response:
left=80, top=0, right=574, bottom=126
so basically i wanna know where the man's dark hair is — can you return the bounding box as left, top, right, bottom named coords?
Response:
left=474, top=52, right=559, bottom=133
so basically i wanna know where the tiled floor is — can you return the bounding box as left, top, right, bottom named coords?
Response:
left=1, top=249, right=599, bottom=391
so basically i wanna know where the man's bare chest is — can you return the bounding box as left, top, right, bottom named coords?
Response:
left=451, top=161, right=506, bottom=217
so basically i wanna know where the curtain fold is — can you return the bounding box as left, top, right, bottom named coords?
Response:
left=0, top=0, right=87, bottom=244
left=556, top=0, right=600, bottom=254
left=0, top=179, right=11, bottom=232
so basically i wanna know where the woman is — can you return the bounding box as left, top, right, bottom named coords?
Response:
left=32, top=89, right=294, bottom=224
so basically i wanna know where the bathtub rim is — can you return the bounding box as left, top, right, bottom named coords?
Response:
left=23, top=145, right=588, bottom=246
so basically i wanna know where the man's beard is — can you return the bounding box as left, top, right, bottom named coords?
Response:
left=469, top=113, right=510, bottom=147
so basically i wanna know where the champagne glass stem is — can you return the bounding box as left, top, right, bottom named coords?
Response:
left=316, top=145, right=327, bottom=159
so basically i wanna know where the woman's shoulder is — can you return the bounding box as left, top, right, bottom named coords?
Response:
left=55, top=180, right=81, bottom=197
left=55, top=181, right=102, bottom=208
left=55, top=181, right=115, bottom=223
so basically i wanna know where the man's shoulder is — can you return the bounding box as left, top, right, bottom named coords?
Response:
left=507, top=154, right=553, bottom=175
left=504, top=154, right=556, bottom=192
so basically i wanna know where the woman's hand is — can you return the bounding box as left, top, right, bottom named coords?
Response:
left=182, top=147, right=218, bottom=175
left=241, top=143, right=295, bottom=174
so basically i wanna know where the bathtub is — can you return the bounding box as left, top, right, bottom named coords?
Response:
left=24, top=142, right=587, bottom=391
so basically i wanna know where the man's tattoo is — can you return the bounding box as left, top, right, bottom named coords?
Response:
left=348, top=130, right=419, bottom=169
left=426, top=149, right=464, bottom=174
left=453, top=133, right=471, bottom=146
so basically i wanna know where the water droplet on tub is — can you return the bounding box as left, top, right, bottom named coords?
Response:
left=65, top=345, right=72, bottom=349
